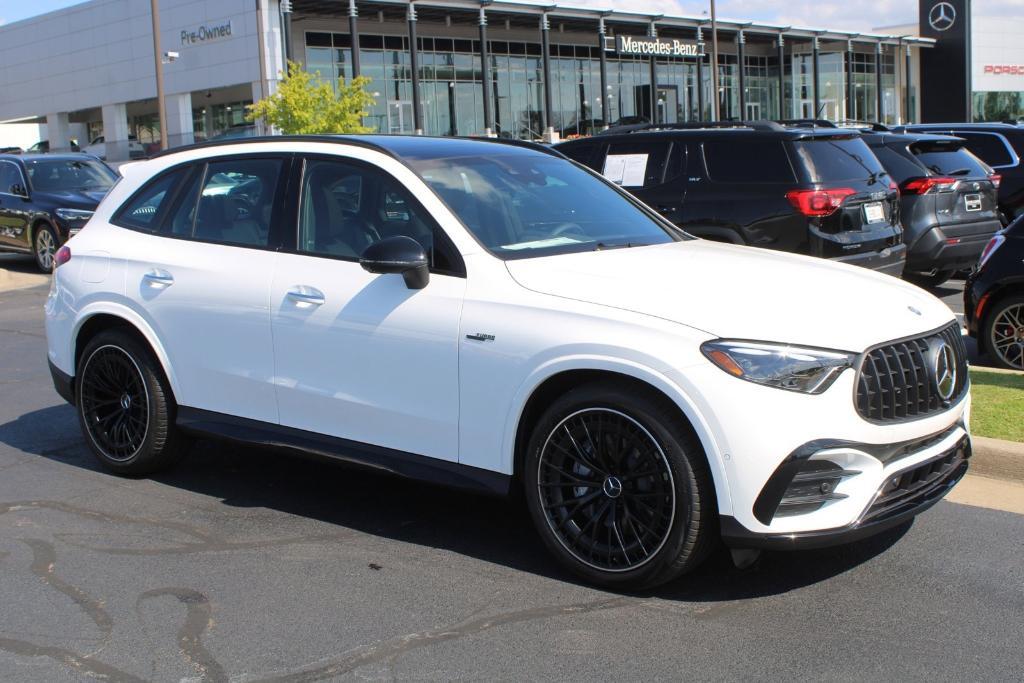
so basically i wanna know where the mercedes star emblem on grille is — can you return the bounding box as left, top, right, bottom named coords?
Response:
left=930, top=339, right=957, bottom=401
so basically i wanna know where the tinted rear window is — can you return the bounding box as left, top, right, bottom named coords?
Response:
left=790, top=137, right=886, bottom=183
left=702, top=139, right=795, bottom=183
left=870, top=145, right=926, bottom=183
left=911, top=145, right=991, bottom=178
left=957, top=133, right=1014, bottom=167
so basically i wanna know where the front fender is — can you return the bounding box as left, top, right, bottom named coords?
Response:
left=502, top=355, right=734, bottom=516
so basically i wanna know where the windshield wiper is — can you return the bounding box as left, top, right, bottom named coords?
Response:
left=595, top=241, right=648, bottom=251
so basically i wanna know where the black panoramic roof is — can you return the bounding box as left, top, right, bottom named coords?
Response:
left=154, top=134, right=564, bottom=162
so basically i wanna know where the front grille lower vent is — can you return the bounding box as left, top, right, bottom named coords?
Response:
left=855, top=322, right=968, bottom=423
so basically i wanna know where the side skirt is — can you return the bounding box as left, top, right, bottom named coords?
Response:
left=175, top=407, right=512, bottom=497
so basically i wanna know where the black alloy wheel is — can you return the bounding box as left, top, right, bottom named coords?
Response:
left=76, top=330, right=188, bottom=474
left=986, top=295, right=1024, bottom=370
left=79, top=345, right=150, bottom=460
left=537, top=408, right=675, bottom=572
left=524, top=382, right=715, bottom=590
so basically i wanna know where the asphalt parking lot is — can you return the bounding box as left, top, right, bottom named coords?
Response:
left=0, top=260, right=1022, bottom=681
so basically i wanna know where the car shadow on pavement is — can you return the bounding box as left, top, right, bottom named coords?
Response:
left=0, top=254, right=40, bottom=274
left=0, top=404, right=910, bottom=601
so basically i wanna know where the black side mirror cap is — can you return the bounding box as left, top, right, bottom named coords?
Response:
left=359, top=235, right=430, bottom=290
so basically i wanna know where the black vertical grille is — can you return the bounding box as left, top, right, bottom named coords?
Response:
left=855, top=322, right=968, bottom=422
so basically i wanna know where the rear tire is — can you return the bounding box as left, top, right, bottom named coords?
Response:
left=76, top=330, right=188, bottom=475
left=904, top=268, right=954, bottom=289
left=523, top=381, right=715, bottom=590
left=984, top=294, right=1024, bottom=370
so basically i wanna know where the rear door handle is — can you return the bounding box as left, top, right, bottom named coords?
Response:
left=143, top=269, right=174, bottom=288
left=286, top=286, right=325, bottom=306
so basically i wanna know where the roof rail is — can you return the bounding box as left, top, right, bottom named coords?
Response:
left=600, top=120, right=785, bottom=135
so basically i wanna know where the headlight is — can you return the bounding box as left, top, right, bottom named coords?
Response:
left=701, top=340, right=856, bottom=394
left=55, top=208, right=94, bottom=221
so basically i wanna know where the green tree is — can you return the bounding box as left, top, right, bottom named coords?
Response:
left=247, top=61, right=376, bottom=134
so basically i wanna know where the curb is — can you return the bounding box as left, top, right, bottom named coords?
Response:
left=970, top=365, right=1024, bottom=377
left=971, top=435, right=1024, bottom=483
left=0, top=269, right=49, bottom=293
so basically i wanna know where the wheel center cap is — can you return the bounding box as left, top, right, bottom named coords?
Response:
left=602, top=476, right=623, bottom=498
left=120, top=393, right=132, bottom=411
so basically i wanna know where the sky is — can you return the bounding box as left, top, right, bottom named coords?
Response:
left=0, top=0, right=1022, bottom=33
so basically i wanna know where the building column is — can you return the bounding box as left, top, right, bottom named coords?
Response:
left=479, top=6, right=494, bottom=136
left=280, top=0, right=293, bottom=70
left=696, top=26, right=705, bottom=121
left=598, top=16, right=609, bottom=129
left=905, top=43, right=913, bottom=124
left=846, top=39, right=854, bottom=121
left=540, top=12, right=555, bottom=141
left=45, top=113, right=73, bottom=152
left=348, top=0, right=361, bottom=78
left=165, top=92, right=194, bottom=149
left=407, top=2, right=423, bottom=134
left=737, top=30, right=746, bottom=120
left=648, top=21, right=658, bottom=125
left=101, top=104, right=130, bottom=162
left=875, top=42, right=883, bottom=123
left=812, top=36, right=820, bottom=119
left=777, top=33, right=786, bottom=119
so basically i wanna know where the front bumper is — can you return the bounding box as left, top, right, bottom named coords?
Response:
left=720, top=429, right=970, bottom=550
left=833, top=243, right=907, bottom=278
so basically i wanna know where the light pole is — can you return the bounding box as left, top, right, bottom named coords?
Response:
left=709, top=0, right=720, bottom=121
left=150, top=0, right=168, bottom=150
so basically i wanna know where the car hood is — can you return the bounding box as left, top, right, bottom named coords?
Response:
left=504, top=241, right=956, bottom=351
left=34, top=189, right=107, bottom=207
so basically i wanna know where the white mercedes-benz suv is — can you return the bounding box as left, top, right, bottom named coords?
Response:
left=45, top=136, right=970, bottom=589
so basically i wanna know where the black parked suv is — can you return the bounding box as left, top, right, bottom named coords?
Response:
left=859, top=131, right=1001, bottom=287
left=964, top=216, right=1024, bottom=370
left=0, top=153, right=118, bottom=271
left=555, top=122, right=906, bottom=275
left=896, top=123, right=1024, bottom=222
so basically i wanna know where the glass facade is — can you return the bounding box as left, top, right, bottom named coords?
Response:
left=302, top=30, right=904, bottom=137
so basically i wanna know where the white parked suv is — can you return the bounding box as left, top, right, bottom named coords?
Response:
left=44, top=136, right=971, bottom=589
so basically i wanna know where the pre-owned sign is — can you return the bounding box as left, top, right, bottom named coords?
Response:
left=616, top=35, right=703, bottom=57
left=180, top=20, right=233, bottom=46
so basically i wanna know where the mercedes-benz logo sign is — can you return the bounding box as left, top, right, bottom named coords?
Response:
left=929, top=339, right=957, bottom=401
left=929, top=2, right=957, bottom=32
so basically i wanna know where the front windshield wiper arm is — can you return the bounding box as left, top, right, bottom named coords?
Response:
left=594, top=241, right=648, bottom=251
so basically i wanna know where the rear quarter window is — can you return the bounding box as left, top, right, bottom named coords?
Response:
left=702, top=138, right=795, bottom=183
left=956, top=133, right=1015, bottom=167
left=559, top=142, right=601, bottom=170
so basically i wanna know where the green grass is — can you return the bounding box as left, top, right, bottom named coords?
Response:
left=970, top=368, right=1024, bottom=442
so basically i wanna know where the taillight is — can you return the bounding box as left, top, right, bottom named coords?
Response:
left=900, top=176, right=957, bottom=194
left=990, top=173, right=1002, bottom=189
left=55, top=246, right=71, bottom=268
left=785, top=188, right=856, bottom=217
left=978, top=234, right=1005, bottom=270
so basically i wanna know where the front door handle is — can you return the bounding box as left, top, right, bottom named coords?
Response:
left=143, top=269, right=174, bottom=288
left=286, top=286, right=325, bottom=306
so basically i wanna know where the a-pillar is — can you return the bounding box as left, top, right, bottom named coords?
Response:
left=101, top=103, right=131, bottom=162
left=45, top=113, right=73, bottom=152
left=165, top=92, right=194, bottom=149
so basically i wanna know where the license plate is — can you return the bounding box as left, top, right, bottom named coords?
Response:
left=965, top=194, right=982, bottom=211
left=863, top=202, right=885, bottom=223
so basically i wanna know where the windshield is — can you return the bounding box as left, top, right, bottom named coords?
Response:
left=792, top=137, right=888, bottom=183
left=25, top=158, right=117, bottom=192
left=407, top=152, right=678, bottom=258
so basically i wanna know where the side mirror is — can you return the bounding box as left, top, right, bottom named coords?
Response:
left=359, top=235, right=430, bottom=289
left=10, top=184, right=28, bottom=198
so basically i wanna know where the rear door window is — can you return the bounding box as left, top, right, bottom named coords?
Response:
left=112, top=168, right=188, bottom=232
left=602, top=141, right=669, bottom=188
left=790, top=137, right=886, bottom=183
left=702, top=138, right=795, bottom=183
left=955, top=133, right=1014, bottom=167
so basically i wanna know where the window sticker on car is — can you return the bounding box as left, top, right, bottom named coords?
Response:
left=603, top=154, right=649, bottom=187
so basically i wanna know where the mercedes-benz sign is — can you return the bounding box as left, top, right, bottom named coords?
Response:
left=929, top=2, right=957, bottom=32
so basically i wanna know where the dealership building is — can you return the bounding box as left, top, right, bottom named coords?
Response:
left=0, top=0, right=1016, bottom=160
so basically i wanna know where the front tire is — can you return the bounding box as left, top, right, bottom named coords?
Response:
left=33, top=223, right=58, bottom=272
left=524, top=382, right=715, bottom=590
left=76, top=330, right=188, bottom=475
left=985, top=294, right=1024, bottom=370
